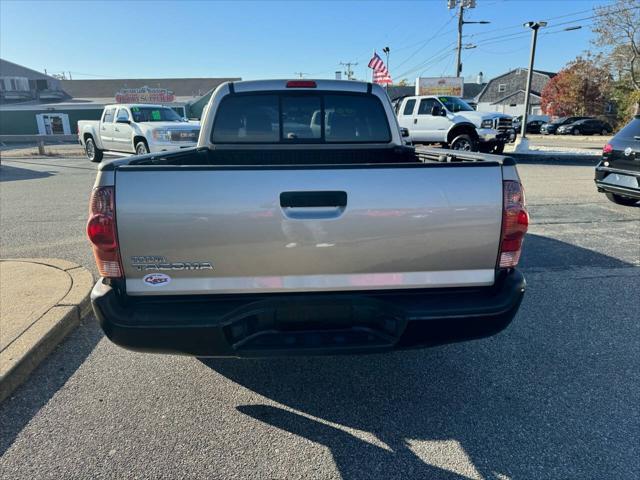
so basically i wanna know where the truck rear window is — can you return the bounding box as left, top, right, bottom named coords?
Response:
left=212, top=93, right=391, bottom=144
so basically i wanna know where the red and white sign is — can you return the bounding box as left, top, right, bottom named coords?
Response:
left=115, top=86, right=175, bottom=104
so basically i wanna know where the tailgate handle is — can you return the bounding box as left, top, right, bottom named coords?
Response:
left=280, top=191, right=347, bottom=208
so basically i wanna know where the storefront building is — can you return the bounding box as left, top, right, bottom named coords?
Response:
left=0, top=58, right=239, bottom=135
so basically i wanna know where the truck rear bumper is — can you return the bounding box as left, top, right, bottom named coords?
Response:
left=91, top=269, right=526, bottom=357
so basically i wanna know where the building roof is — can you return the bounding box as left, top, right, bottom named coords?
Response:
left=0, top=58, right=58, bottom=81
left=385, top=85, right=414, bottom=101
left=462, top=82, right=486, bottom=100
left=476, top=68, right=555, bottom=104
left=488, top=68, right=556, bottom=82
left=490, top=90, right=542, bottom=105
left=59, top=78, right=240, bottom=99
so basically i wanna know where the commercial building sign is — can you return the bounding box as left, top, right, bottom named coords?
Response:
left=115, top=86, right=175, bottom=104
left=416, top=77, right=464, bottom=97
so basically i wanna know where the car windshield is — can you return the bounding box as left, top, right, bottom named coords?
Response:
left=551, top=117, right=568, bottom=125
left=130, top=107, right=182, bottom=122
left=438, top=96, right=474, bottom=113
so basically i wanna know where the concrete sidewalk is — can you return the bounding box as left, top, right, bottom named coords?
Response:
left=0, top=259, right=93, bottom=403
left=0, top=143, right=86, bottom=158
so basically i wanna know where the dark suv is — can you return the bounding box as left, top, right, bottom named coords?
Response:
left=557, top=118, right=613, bottom=135
left=595, top=115, right=640, bottom=206
left=540, top=116, right=589, bottom=135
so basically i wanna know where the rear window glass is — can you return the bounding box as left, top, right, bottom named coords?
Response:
left=402, top=99, right=416, bottom=116
left=282, top=96, right=321, bottom=140
left=103, top=108, right=115, bottom=123
left=615, top=117, right=640, bottom=139
left=212, top=92, right=391, bottom=143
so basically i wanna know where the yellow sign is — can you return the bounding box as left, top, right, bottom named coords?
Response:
left=416, top=77, right=464, bottom=97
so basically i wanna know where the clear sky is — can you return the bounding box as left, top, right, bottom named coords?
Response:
left=0, top=0, right=615, bottom=83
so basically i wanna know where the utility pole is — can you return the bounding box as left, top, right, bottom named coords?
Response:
left=449, top=0, right=488, bottom=78
left=339, top=61, right=358, bottom=80
left=456, top=3, right=464, bottom=78
left=520, top=21, right=546, bottom=140
left=293, top=72, right=308, bottom=79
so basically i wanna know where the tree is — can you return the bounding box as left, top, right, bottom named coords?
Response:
left=592, top=0, right=640, bottom=119
left=541, top=56, right=612, bottom=117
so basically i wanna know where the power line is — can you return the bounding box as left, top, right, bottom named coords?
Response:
left=392, top=13, right=457, bottom=71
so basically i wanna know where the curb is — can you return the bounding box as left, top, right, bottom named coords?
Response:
left=0, top=259, right=94, bottom=404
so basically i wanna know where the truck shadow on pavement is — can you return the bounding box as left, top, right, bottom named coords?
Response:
left=0, top=164, right=55, bottom=182
left=202, top=234, right=638, bottom=480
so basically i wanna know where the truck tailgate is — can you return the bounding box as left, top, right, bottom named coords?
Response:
left=115, top=164, right=503, bottom=295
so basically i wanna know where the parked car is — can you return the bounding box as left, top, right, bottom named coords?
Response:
left=394, top=95, right=515, bottom=153
left=512, top=115, right=548, bottom=134
left=88, top=79, right=528, bottom=357
left=595, top=114, right=640, bottom=206
left=540, top=116, right=590, bottom=135
left=557, top=118, right=613, bottom=136
left=78, top=104, right=200, bottom=162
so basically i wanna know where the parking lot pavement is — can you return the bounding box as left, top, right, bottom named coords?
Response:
left=0, top=156, right=638, bottom=479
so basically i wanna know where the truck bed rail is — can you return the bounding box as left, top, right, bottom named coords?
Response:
left=414, top=146, right=515, bottom=165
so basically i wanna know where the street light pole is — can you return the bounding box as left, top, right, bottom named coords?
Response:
left=383, top=46, right=390, bottom=89
left=520, top=21, right=546, bottom=139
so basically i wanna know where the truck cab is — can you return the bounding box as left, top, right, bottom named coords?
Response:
left=395, top=95, right=515, bottom=153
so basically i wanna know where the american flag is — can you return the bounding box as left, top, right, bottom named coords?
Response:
left=368, top=52, right=392, bottom=85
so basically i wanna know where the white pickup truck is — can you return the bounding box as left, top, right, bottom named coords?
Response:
left=394, top=95, right=515, bottom=153
left=88, top=80, right=528, bottom=357
left=78, top=104, right=200, bottom=161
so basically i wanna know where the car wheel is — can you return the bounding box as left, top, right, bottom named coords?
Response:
left=449, top=134, right=476, bottom=152
left=605, top=193, right=638, bottom=206
left=135, top=141, right=149, bottom=155
left=601, top=128, right=608, bottom=135
left=572, top=128, right=580, bottom=135
left=85, top=137, right=103, bottom=162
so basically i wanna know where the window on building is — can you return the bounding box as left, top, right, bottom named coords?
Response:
left=498, top=84, right=506, bottom=93
left=403, top=99, right=416, bottom=116
left=6, top=77, right=29, bottom=91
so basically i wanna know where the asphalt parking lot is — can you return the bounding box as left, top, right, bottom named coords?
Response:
left=0, top=154, right=639, bottom=479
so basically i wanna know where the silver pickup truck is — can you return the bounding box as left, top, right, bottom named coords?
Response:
left=88, top=79, right=528, bottom=357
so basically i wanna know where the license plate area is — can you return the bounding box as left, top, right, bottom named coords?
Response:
left=223, top=296, right=407, bottom=351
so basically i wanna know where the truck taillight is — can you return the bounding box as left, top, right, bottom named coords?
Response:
left=498, top=180, right=529, bottom=269
left=87, top=186, right=123, bottom=278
